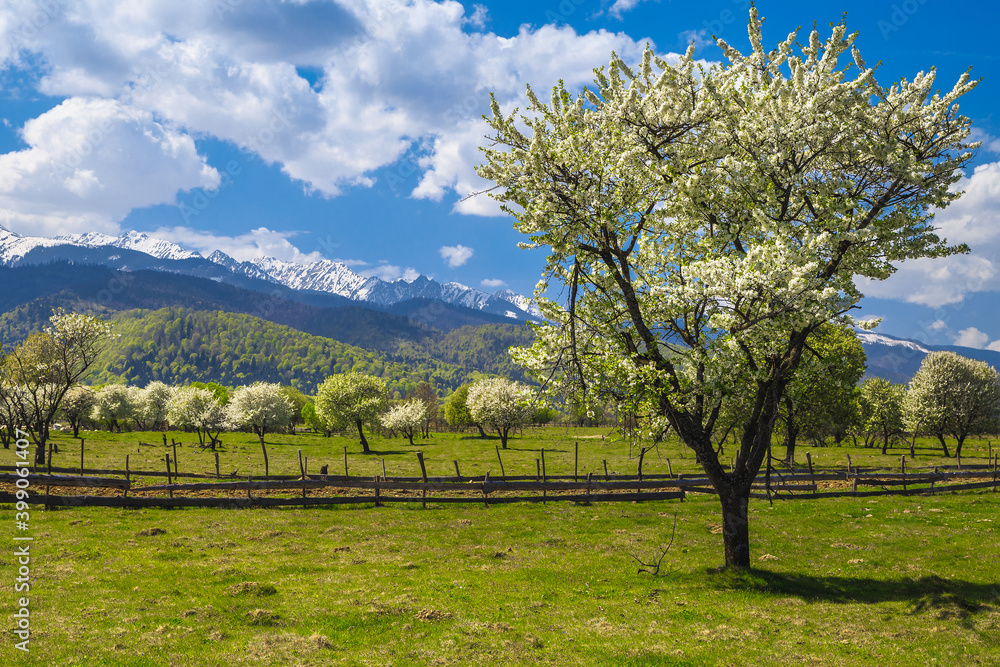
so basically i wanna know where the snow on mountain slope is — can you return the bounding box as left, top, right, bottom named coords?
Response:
left=856, top=331, right=931, bottom=354
left=250, top=256, right=375, bottom=298
left=61, top=230, right=201, bottom=260
left=1, top=225, right=537, bottom=322
left=0, top=225, right=75, bottom=263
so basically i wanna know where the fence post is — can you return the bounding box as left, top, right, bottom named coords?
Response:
left=806, top=452, right=815, bottom=494
left=586, top=471, right=592, bottom=504
left=417, top=452, right=428, bottom=509
left=172, top=442, right=179, bottom=479
left=637, top=447, right=646, bottom=497
left=454, top=460, right=461, bottom=481
left=215, top=452, right=220, bottom=479
left=603, top=459, right=609, bottom=481
left=298, top=449, right=307, bottom=500
left=80, top=439, right=85, bottom=476
left=574, top=442, right=578, bottom=482
left=496, top=445, right=506, bottom=481
left=483, top=471, right=490, bottom=508
left=124, top=455, right=130, bottom=498
left=165, top=453, right=173, bottom=498
left=667, top=459, right=673, bottom=479
left=846, top=454, right=852, bottom=476
left=901, top=455, right=907, bottom=492
left=261, top=441, right=269, bottom=480
left=541, top=448, right=546, bottom=505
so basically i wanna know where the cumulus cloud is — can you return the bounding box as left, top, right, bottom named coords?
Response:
left=0, top=0, right=656, bottom=222
left=954, top=327, right=991, bottom=349
left=152, top=226, right=323, bottom=264
left=859, top=161, right=1000, bottom=307
left=360, top=263, right=420, bottom=282
left=927, top=319, right=949, bottom=332
left=481, top=278, right=506, bottom=288
left=440, top=244, right=473, bottom=267
left=0, top=97, right=218, bottom=237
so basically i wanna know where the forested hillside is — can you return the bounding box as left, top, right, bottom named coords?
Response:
left=89, top=307, right=472, bottom=395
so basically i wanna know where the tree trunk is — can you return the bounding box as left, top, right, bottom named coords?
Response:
left=954, top=434, right=966, bottom=459
left=720, top=491, right=751, bottom=568
left=500, top=427, right=508, bottom=449
left=936, top=433, right=951, bottom=458
left=476, top=423, right=487, bottom=438
left=357, top=419, right=370, bottom=454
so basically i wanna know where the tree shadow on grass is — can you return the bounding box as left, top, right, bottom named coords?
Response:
left=705, top=568, right=1000, bottom=627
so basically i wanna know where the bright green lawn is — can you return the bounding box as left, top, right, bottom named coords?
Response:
left=3, top=428, right=998, bottom=665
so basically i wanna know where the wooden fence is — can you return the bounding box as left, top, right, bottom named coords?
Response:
left=2, top=452, right=997, bottom=509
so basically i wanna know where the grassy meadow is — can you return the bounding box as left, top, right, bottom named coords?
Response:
left=2, top=426, right=999, bottom=665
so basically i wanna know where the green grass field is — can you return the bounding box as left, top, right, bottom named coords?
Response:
left=3, top=427, right=999, bottom=665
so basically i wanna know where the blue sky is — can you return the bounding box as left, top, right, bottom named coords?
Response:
left=1, top=0, right=999, bottom=344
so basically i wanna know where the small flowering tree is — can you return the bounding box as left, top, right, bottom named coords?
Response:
left=92, top=384, right=136, bottom=432
left=314, top=373, right=388, bottom=454
left=381, top=400, right=428, bottom=445
left=225, top=382, right=294, bottom=448
left=137, top=381, right=174, bottom=431
left=904, top=352, right=1000, bottom=458
left=477, top=10, right=976, bottom=567
left=466, top=377, right=532, bottom=449
left=1, top=309, right=114, bottom=463
left=60, top=385, right=97, bottom=438
left=168, top=386, right=227, bottom=448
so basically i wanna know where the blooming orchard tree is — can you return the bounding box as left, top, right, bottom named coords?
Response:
left=60, top=385, right=97, bottom=438
left=477, top=10, right=977, bottom=567
left=1, top=309, right=114, bottom=462
left=137, top=381, right=174, bottom=431
left=168, top=386, right=227, bottom=448
left=466, top=377, right=532, bottom=449
left=381, top=400, right=428, bottom=446
left=92, top=384, right=136, bottom=432
left=225, top=382, right=294, bottom=448
left=859, top=378, right=906, bottom=453
left=904, top=352, right=1000, bottom=458
left=314, top=372, right=388, bottom=454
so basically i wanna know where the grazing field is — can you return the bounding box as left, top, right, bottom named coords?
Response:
left=3, top=428, right=999, bottom=665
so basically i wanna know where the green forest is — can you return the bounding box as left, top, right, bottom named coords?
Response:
left=84, top=307, right=531, bottom=395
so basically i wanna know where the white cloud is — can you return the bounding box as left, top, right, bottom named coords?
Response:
left=954, top=327, right=992, bottom=349
left=678, top=29, right=714, bottom=50
left=359, top=263, right=419, bottom=282
left=859, top=161, right=1000, bottom=307
left=609, top=0, right=655, bottom=20
left=439, top=244, right=474, bottom=267
left=0, top=0, right=657, bottom=218
left=481, top=278, right=506, bottom=288
left=0, top=97, right=218, bottom=237
left=927, top=319, right=949, bottom=332
left=152, top=226, right=323, bottom=264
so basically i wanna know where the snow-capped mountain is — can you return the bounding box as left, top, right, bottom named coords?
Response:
left=58, top=230, right=201, bottom=261
left=0, top=225, right=538, bottom=323
left=0, top=225, right=74, bottom=263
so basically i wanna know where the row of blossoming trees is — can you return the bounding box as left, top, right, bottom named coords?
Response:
left=0, top=314, right=540, bottom=457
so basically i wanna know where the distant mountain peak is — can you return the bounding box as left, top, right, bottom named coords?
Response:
left=0, top=226, right=538, bottom=322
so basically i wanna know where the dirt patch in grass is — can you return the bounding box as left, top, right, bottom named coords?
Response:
left=227, top=581, right=278, bottom=597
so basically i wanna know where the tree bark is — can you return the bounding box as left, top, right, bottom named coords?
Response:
left=720, top=492, right=751, bottom=568
left=954, top=434, right=966, bottom=459
left=936, top=433, right=951, bottom=458
left=357, top=419, right=370, bottom=454
left=476, top=423, right=487, bottom=438
left=500, top=427, right=509, bottom=449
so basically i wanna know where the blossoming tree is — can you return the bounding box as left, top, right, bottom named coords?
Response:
left=466, top=377, right=532, bottom=449
left=477, top=10, right=977, bottom=567
left=314, top=372, right=388, bottom=454
left=904, top=352, right=1000, bottom=458
left=381, top=400, right=428, bottom=445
